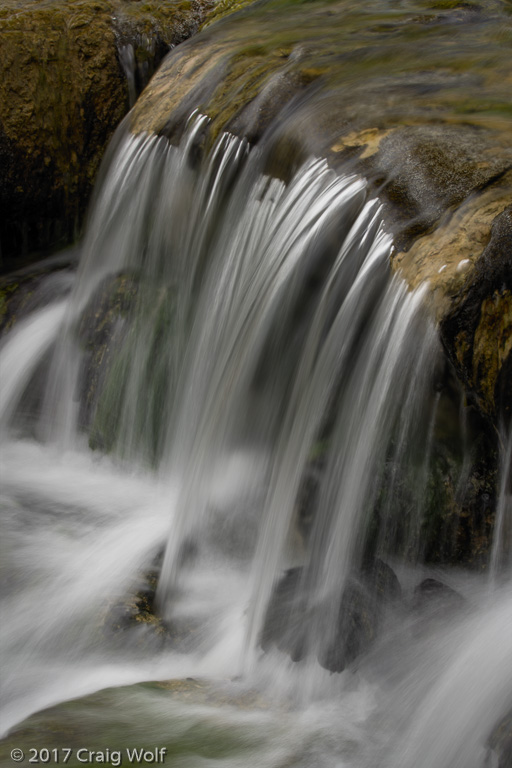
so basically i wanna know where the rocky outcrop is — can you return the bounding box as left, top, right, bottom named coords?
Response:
left=0, top=0, right=218, bottom=269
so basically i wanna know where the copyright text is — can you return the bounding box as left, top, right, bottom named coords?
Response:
left=10, top=748, right=167, bottom=765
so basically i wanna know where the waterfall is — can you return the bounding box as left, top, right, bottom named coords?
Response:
left=1, top=112, right=511, bottom=765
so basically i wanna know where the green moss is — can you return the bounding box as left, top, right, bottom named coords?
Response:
left=202, top=0, right=258, bottom=28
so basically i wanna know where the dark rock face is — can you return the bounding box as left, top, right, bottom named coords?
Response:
left=0, top=0, right=215, bottom=270
left=261, top=561, right=402, bottom=672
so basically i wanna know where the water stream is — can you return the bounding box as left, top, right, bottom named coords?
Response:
left=1, top=113, right=511, bottom=767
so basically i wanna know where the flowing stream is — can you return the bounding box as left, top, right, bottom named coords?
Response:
left=1, top=113, right=511, bottom=767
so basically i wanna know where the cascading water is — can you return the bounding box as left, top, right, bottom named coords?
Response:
left=1, top=112, right=511, bottom=768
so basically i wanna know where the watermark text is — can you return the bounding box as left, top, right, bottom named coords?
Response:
left=10, top=747, right=168, bottom=765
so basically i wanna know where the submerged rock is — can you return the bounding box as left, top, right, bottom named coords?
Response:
left=261, top=561, right=402, bottom=672
left=77, top=272, right=138, bottom=435
left=318, top=579, right=380, bottom=673
left=411, top=577, right=465, bottom=613
left=260, top=567, right=310, bottom=662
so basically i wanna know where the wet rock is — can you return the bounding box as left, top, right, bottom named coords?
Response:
left=260, top=567, right=310, bottom=662
left=261, top=566, right=390, bottom=672
left=411, top=577, right=465, bottom=613
left=111, top=569, right=168, bottom=640
left=487, top=709, right=512, bottom=768
left=441, top=205, right=512, bottom=427
left=77, top=272, right=138, bottom=433
left=0, top=0, right=216, bottom=268
left=201, top=0, right=256, bottom=29
left=318, top=579, right=379, bottom=673
left=370, top=124, right=512, bottom=250
left=362, top=558, right=402, bottom=603
left=108, top=548, right=205, bottom=652
left=225, top=68, right=323, bottom=145
left=420, top=428, right=499, bottom=568
left=0, top=256, right=75, bottom=336
left=296, top=461, right=324, bottom=543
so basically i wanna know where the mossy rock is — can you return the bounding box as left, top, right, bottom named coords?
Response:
left=0, top=0, right=216, bottom=269
left=201, top=0, right=257, bottom=28
left=440, top=205, right=512, bottom=427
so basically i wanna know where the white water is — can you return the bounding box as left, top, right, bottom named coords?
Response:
left=1, top=117, right=511, bottom=766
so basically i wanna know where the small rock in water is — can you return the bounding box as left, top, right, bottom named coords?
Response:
left=260, top=567, right=310, bottom=662
left=362, top=557, right=402, bottom=603
left=411, top=577, right=465, bottom=613
left=318, top=579, right=379, bottom=674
